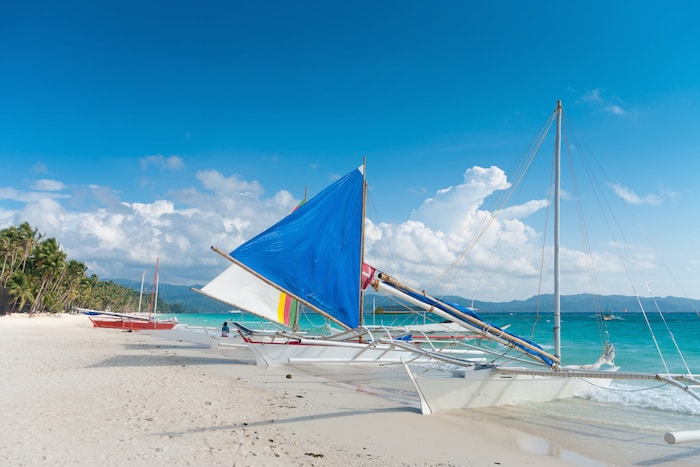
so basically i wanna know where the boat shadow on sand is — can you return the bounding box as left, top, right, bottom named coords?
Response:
left=121, top=341, right=212, bottom=351
left=153, top=405, right=417, bottom=438
left=87, top=353, right=252, bottom=368
left=637, top=449, right=700, bottom=467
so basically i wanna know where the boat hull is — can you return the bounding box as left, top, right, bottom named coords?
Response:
left=87, top=316, right=178, bottom=330
left=244, top=338, right=428, bottom=367
left=407, top=366, right=609, bottom=414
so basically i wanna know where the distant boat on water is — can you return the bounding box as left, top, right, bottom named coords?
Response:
left=602, top=314, right=624, bottom=321
left=601, top=307, right=626, bottom=321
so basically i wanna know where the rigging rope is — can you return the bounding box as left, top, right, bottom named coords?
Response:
left=646, top=283, right=693, bottom=375
left=563, top=112, right=693, bottom=369
left=634, top=285, right=671, bottom=374
left=561, top=115, right=611, bottom=349
left=421, top=110, right=558, bottom=293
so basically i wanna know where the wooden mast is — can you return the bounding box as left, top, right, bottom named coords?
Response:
left=148, top=257, right=159, bottom=320
left=359, top=157, right=367, bottom=327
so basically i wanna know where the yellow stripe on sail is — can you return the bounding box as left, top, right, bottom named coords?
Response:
left=277, top=292, right=290, bottom=326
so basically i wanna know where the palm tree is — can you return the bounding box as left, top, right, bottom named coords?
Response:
left=7, top=271, right=34, bottom=313
left=52, top=260, right=88, bottom=311
left=0, top=222, right=41, bottom=288
left=0, top=235, right=10, bottom=284
left=1, top=223, right=169, bottom=315
left=31, top=238, right=66, bottom=314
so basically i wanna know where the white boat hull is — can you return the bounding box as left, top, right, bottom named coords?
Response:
left=246, top=338, right=430, bottom=367
left=235, top=324, right=488, bottom=368
left=407, top=365, right=609, bottom=414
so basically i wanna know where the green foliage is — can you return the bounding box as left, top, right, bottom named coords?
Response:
left=0, top=222, right=154, bottom=315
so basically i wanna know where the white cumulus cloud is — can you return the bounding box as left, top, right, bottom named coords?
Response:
left=0, top=162, right=665, bottom=301
left=32, top=179, right=65, bottom=191
left=140, top=154, right=184, bottom=170
left=610, top=182, right=661, bottom=205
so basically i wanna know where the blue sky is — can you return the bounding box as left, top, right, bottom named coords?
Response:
left=2, top=2, right=700, bottom=302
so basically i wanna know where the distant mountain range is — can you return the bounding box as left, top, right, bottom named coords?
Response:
left=370, top=293, right=700, bottom=314
left=117, top=280, right=700, bottom=314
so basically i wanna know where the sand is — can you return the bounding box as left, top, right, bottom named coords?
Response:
left=1, top=314, right=697, bottom=467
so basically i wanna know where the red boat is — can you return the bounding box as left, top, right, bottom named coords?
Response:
left=81, top=257, right=177, bottom=331
left=84, top=311, right=178, bottom=330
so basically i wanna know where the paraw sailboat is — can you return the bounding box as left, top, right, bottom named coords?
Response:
left=389, top=101, right=700, bottom=414
left=194, top=164, right=498, bottom=366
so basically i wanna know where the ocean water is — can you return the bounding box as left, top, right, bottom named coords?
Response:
left=166, top=310, right=700, bottom=433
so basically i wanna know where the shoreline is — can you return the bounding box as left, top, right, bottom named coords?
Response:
left=1, top=314, right=697, bottom=466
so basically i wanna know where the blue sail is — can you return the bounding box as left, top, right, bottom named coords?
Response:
left=230, top=167, right=364, bottom=329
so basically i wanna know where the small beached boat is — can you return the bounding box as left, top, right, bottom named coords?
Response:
left=81, top=309, right=178, bottom=330
left=80, top=258, right=177, bottom=330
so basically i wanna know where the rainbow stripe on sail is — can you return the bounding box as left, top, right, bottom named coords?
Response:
left=277, top=292, right=298, bottom=327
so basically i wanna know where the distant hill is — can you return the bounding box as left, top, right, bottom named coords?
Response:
left=114, top=280, right=230, bottom=314
left=115, top=279, right=700, bottom=314
left=369, top=292, right=700, bottom=314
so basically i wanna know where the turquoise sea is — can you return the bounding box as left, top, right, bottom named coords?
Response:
left=161, top=310, right=700, bottom=436
left=170, top=310, right=700, bottom=372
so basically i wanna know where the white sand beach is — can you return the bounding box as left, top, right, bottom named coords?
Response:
left=1, top=314, right=698, bottom=467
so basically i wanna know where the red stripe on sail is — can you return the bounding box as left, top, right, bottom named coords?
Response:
left=283, top=294, right=293, bottom=325
left=361, top=263, right=376, bottom=290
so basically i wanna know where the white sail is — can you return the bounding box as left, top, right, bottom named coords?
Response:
left=196, top=262, right=298, bottom=328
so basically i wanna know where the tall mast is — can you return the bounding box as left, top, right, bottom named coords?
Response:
left=154, top=269, right=160, bottom=317
left=138, top=271, right=145, bottom=313
left=291, top=187, right=308, bottom=333
left=149, top=257, right=159, bottom=320
left=553, top=101, right=562, bottom=360
left=359, top=157, right=367, bottom=326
